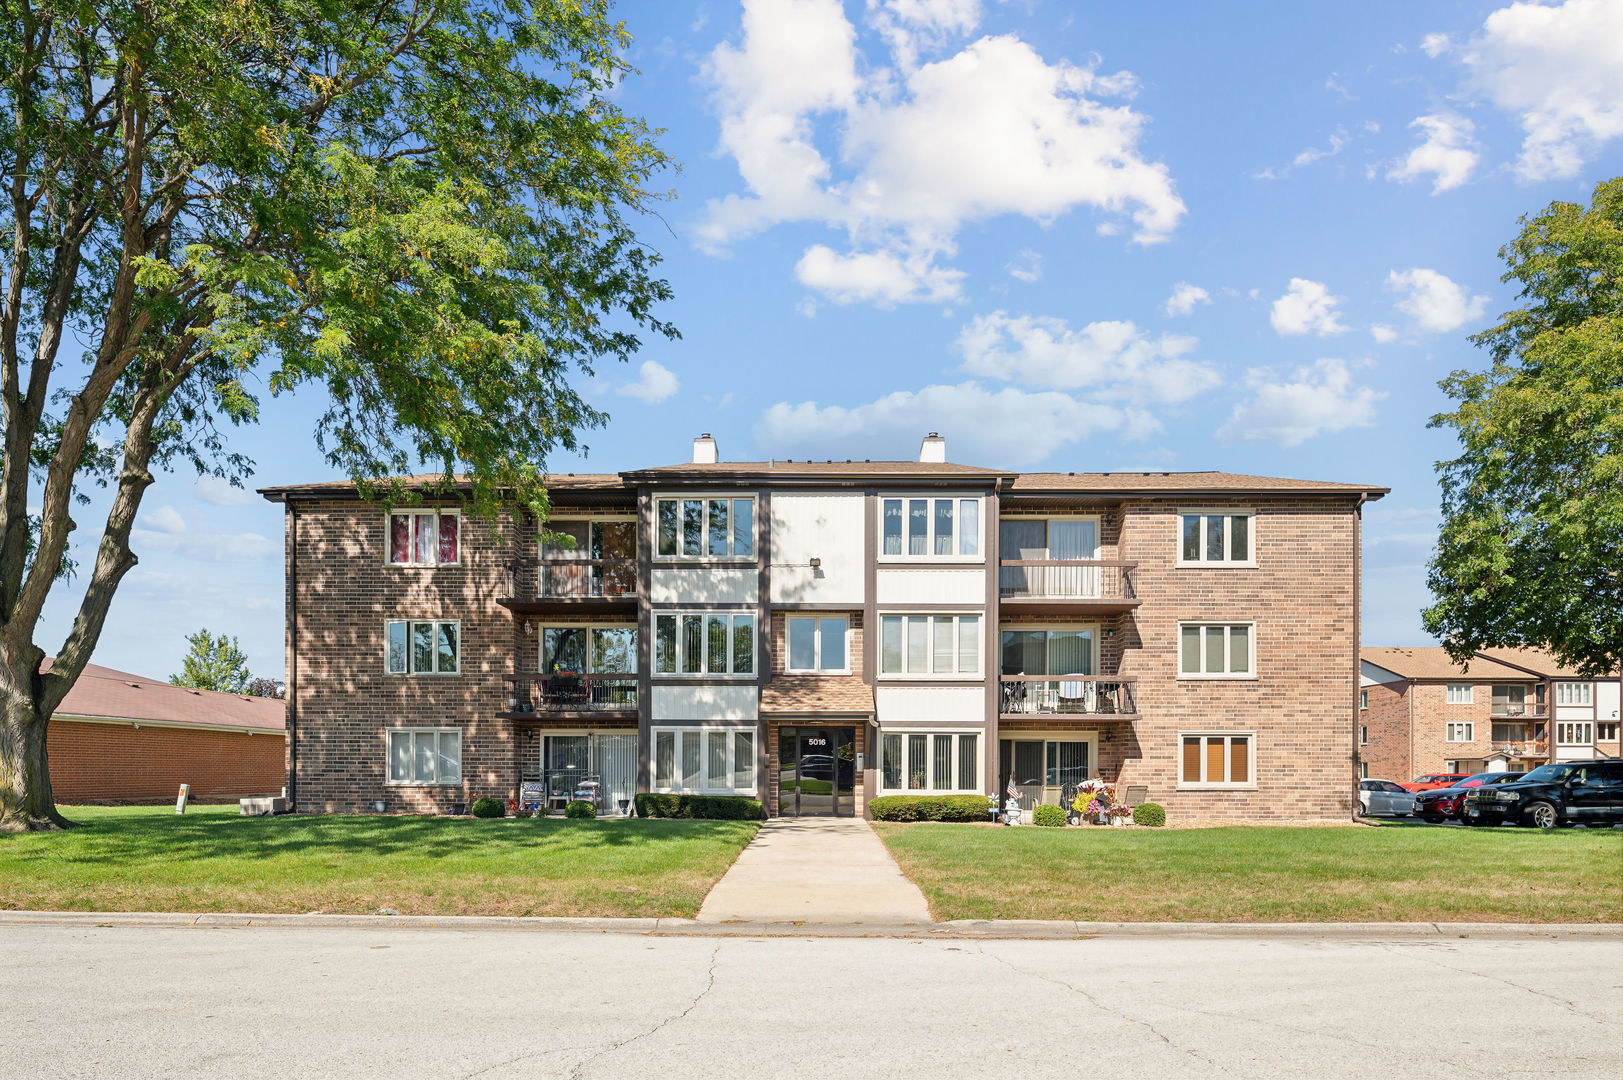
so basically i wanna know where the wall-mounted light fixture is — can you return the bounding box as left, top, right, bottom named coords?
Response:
left=809, top=557, right=822, bottom=571
left=523, top=620, right=533, bottom=636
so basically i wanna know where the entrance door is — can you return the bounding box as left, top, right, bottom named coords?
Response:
left=777, top=726, right=856, bottom=817
left=999, top=738, right=1091, bottom=810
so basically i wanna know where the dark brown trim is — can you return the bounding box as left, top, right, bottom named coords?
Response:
left=756, top=487, right=771, bottom=800
left=648, top=559, right=759, bottom=571
left=863, top=489, right=879, bottom=817
left=871, top=561, right=989, bottom=571
left=636, top=488, right=653, bottom=794
left=650, top=676, right=761, bottom=687
left=646, top=601, right=758, bottom=612
left=771, top=602, right=868, bottom=612
left=287, top=501, right=299, bottom=811
left=874, top=678, right=989, bottom=689
left=873, top=603, right=993, bottom=612
left=985, top=484, right=1000, bottom=800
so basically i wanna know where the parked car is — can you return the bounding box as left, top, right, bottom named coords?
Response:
left=1359, top=779, right=1417, bottom=817
left=1414, top=771, right=1525, bottom=822
left=1462, top=759, right=1623, bottom=829
left=1400, top=772, right=1473, bottom=793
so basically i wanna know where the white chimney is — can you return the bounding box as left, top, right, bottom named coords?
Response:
left=692, top=433, right=718, bottom=464
left=919, top=432, right=946, bottom=463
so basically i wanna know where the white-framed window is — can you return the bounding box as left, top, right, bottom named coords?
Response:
left=387, top=727, right=461, bottom=785
left=1599, top=722, right=1619, bottom=742
left=539, top=625, right=637, bottom=674
left=1360, top=724, right=1368, bottom=745
left=654, top=612, right=755, bottom=675
left=1178, top=623, right=1254, bottom=678
left=878, top=614, right=981, bottom=676
left=1360, top=689, right=1369, bottom=710
left=880, top=731, right=980, bottom=792
left=1556, top=722, right=1593, bottom=745
left=1555, top=682, right=1593, bottom=706
left=651, top=726, right=757, bottom=794
left=786, top=616, right=849, bottom=673
left=655, top=496, right=755, bottom=560
left=1446, top=684, right=1473, bottom=705
left=879, top=496, right=982, bottom=560
left=388, top=509, right=459, bottom=565
left=1360, top=761, right=1369, bottom=779
left=1179, top=732, right=1254, bottom=788
left=1177, top=510, right=1255, bottom=566
left=1446, top=722, right=1473, bottom=742
left=386, top=620, right=460, bottom=675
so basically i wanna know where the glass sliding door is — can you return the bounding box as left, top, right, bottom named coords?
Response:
left=998, top=519, right=1099, bottom=597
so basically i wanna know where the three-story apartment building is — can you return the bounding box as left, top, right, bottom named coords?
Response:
left=263, top=434, right=1386, bottom=821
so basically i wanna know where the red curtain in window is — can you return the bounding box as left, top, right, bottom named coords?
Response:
left=390, top=514, right=411, bottom=563
left=438, top=514, right=459, bottom=563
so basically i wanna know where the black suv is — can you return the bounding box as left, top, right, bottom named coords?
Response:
left=1462, top=759, right=1623, bottom=828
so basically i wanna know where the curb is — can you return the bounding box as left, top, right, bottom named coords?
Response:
left=1, top=910, right=1617, bottom=940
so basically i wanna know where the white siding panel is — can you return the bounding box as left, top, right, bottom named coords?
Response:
left=875, top=685, right=985, bottom=727
left=649, top=568, right=757, bottom=605
left=875, top=567, right=984, bottom=607
left=769, top=492, right=866, bottom=605
left=651, top=684, right=759, bottom=721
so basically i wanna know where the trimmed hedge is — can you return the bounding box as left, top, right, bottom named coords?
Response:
left=1133, top=802, right=1166, bottom=827
left=564, top=800, right=597, bottom=819
left=868, top=794, right=990, bottom=823
left=469, top=797, right=506, bottom=819
left=1032, top=804, right=1067, bottom=827
left=634, top=793, right=764, bottom=820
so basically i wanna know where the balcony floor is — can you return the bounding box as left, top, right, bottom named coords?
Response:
left=998, top=596, right=1141, bottom=616
left=499, top=596, right=637, bottom=618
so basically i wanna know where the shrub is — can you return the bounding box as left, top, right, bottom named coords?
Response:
left=1032, top=804, right=1067, bottom=827
left=634, top=793, right=764, bottom=820
left=469, top=797, right=506, bottom=819
left=564, top=800, right=597, bottom=819
left=1133, top=802, right=1166, bottom=827
left=868, top=794, right=990, bottom=823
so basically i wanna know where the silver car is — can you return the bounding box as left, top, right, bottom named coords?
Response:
left=1360, top=779, right=1417, bottom=817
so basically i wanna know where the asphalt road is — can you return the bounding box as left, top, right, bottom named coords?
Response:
left=2, top=924, right=1618, bottom=1079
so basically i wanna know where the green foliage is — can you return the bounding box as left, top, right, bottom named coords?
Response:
left=1425, top=178, right=1623, bottom=677
left=868, top=795, right=990, bottom=822
left=563, top=800, right=596, bottom=819
left=1133, top=803, right=1167, bottom=827
left=169, top=629, right=254, bottom=694
left=1032, top=804, right=1067, bottom=827
left=633, top=794, right=764, bottom=820
left=469, top=798, right=506, bottom=819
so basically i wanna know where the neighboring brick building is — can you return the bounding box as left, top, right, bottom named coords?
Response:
left=47, top=662, right=286, bottom=804
left=264, top=434, right=1385, bottom=821
left=1360, top=646, right=1622, bottom=783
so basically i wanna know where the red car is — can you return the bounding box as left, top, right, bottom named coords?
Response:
left=1401, top=772, right=1473, bottom=793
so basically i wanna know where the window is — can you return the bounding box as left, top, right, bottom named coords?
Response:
left=1000, top=628, right=1094, bottom=676
left=385, top=620, right=459, bottom=675
left=1446, top=722, right=1474, bottom=742
left=1360, top=761, right=1369, bottom=780
left=1491, top=684, right=1528, bottom=715
left=879, top=730, right=980, bottom=792
left=540, top=626, right=637, bottom=675
left=388, top=509, right=459, bottom=565
left=653, top=613, right=755, bottom=675
left=1556, top=722, right=1593, bottom=745
left=1360, top=725, right=1368, bottom=745
left=1599, top=723, right=1619, bottom=742
left=655, top=497, right=755, bottom=560
left=1360, top=690, right=1368, bottom=710
left=880, top=497, right=981, bottom=559
left=651, top=727, right=756, bottom=794
left=1555, top=682, right=1593, bottom=706
left=1178, top=510, right=1254, bottom=566
left=1178, top=623, right=1254, bottom=678
left=387, top=728, right=461, bottom=785
left=1445, top=684, right=1473, bottom=705
left=879, top=614, right=980, bottom=675
left=1492, top=722, right=1528, bottom=742
left=1179, top=733, right=1253, bottom=788
left=786, top=617, right=849, bottom=673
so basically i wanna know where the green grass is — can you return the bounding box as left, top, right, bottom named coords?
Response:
left=0, top=805, right=758, bottom=918
left=873, top=822, right=1623, bottom=923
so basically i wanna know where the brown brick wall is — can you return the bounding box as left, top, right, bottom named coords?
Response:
left=49, top=720, right=285, bottom=804
left=1407, top=680, right=1539, bottom=776
left=1359, top=680, right=1411, bottom=781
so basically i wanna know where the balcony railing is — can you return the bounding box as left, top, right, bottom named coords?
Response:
left=1492, top=739, right=1548, bottom=757
left=998, top=676, right=1137, bottom=717
left=998, top=559, right=1137, bottom=602
left=1490, top=702, right=1546, bottom=717
left=504, top=558, right=637, bottom=600
left=503, top=673, right=638, bottom=716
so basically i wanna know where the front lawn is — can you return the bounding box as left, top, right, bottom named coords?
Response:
left=0, top=805, right=758, bottom=918
left=874, top=822, right=1623, bottom=922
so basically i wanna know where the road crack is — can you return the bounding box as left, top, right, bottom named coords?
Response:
left=1372, top=942, right=1614, bottom=1024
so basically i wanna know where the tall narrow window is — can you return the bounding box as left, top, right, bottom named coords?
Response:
left=732, top=615, right=755, bottom=674
left=908, top=499, right=928, bottom=555
left=882, top=499, right=903, bottom=555
left=682, top=615, right=704, bottom=674
left=656, top=615, right=677, bottom=673
left=732, top=499, right=754, bottom=557
left=681, top=500, right=703, bottom=557
left=881, top=616, right=902, bottom=674
left=959, top=499, right=980, bottom=556
left=958, top=734, right=978, bottom=790
left=932, top=734, right=953, bottom=790
left=933, top=499, right=954, bottom=555
left=707, top=500, right=729, bottom=557
left=883, top=734, right=903, bottom=789
left=733, top=731, right=754, bottom=789
left=907, top=733, right=926, bottom=790
left=658, top=500, right=679, bottom=556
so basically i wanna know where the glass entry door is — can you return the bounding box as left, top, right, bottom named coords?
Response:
left=998, top=738, right=1091, bottom=810
left=777, top=726, right=856, bottom=817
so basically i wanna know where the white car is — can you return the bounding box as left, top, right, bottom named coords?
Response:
left=1359, top=779, right=1417, bottom=817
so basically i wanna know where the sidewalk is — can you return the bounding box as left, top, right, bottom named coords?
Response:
left=695, top=816, right=932, bottom=924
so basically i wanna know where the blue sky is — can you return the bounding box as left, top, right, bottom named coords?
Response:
left=38, top=0, right=1623, bottom=681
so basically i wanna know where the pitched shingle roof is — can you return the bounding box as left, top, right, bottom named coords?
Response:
left=1361, top=647, right=1541, bottom=682
left=45, top=661, right=286, bottom=732
left=1009, top=471, right=1386, bottom=497
left=259, top=473, right=629, bottom=500
left=760, top=676, right=875, bottom=716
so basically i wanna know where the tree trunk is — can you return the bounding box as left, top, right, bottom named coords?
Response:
left=0, top=679, right=69, bottom=831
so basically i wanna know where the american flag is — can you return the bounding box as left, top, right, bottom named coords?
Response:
left=1005, top=780, right=1020, bottom=800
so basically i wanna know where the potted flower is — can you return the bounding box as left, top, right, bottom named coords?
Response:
left=1072, top=779, right=1112, bottom=825
left=1108, top=802, right=1133, bottom=826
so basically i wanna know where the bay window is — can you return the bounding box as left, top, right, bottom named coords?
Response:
left=880, top=614, right=980, bottom=675
left=651, top=726, right=757, bottom=794
left=388, top=509, right=459, bottom=565
left=656, top=497, right=755, bottom=559
left=654, top=612, right=755, bottom=675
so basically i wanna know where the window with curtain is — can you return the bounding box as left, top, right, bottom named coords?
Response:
left=387, top=728, right=461, bottom=784
left=386, top=620, right=459, bottom=675
left=654, top=613, right=755, bottom=675
left=1177, top=623, right=1253, bottom=677
left=655, top=497, right=756, bottom=559
left=879, top=730, right=980, bottom=793
left=1178, top=511, right=1253, bottom=565
left=880, top=615, right=980, bottom=675
left=998, top=518, right=1097, bottom=596
left=1179, top=733, right=1252, bottom=787
left=881, top=496, right=983, bottom=559
left=388, top=510, right=459, bottom=565
left=650, top=726, right=758, bottom=793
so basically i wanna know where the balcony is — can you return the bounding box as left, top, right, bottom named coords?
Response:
left=500, top=558, right=638, bottom=617
left=998, top=560, right=1139, bottom=615
left=1489, top=702, right=1547, bottom=717
left=1492, top=738, right=1548, bottom=759
left=500, top=673, right=639, bottom=721
left=998, top=676, right=1138, bottom=719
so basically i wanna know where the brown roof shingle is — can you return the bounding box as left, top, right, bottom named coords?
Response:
left=1009, top=471, right=1387, bottom=497
left=760, top=676, right=875, bottom=716
left=46, top=661, right=287, bottom=732
left=1361, top=647, right=1539, bottom=682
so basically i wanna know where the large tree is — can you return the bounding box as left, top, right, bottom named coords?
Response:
left=1424, top=178, right=1622, bottom=682
left=170, top=628, right=253, bottom=695
left=0, top=1, right=674, bottom=829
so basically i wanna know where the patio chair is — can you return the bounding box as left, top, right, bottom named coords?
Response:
left=1122, top=784, right=1150, bottom=808
left=1057, top=676, right=1093, bottom=714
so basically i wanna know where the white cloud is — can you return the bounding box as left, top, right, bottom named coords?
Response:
left=757, top=382, right=1158, bottom=467
left=1421, top=32, right=1452, bottom=57
left=130, top=528, right=279, bottom=563
left=700, top=1, right=1184, bottom=304
left=193, top=475, right=255, bottom=507
left=1386, top=113, right=1478, bottom=193
left=1216, top=359, right=1384, bottom=447
left=867, top=0, right=982, bottom=69
left=1269, top=279, right=1348, bottom=337
left=1162, top=282, right=1211, bottom=317
left=1292, top=128, right=1349, bottom=167
left=616, top=360, right=680, bottom=404
left=1005, top=248, right=1043, bottom=283
left=955, top=311, right=1220, bottom=403
left=1370, top=324, right=1399, bottom=344
left=1460, top=0, right=1623, bottom=181
left=794, top=244, right=965, bottom=305
left=1385, top=268, right=1491, bottom=334
left=143, top=505, right=186, bottom=534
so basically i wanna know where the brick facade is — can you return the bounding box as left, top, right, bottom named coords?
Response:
left=49, top=720, right=284, bottom=804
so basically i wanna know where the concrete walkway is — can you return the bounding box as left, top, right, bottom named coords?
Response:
left=696, top=817, right=932, bottom=924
